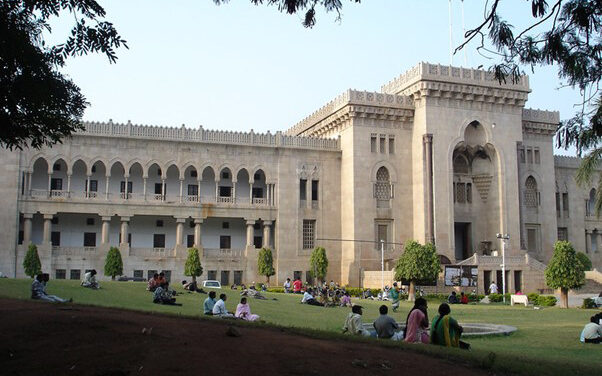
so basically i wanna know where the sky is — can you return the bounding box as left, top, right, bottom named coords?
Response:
left=48, top=0, right=582, bottom=155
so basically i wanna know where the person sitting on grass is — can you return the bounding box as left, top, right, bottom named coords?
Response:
left=447, top=291, right=459, bottom=304
left=373, top=305, right=403, bottom=340
left=147, top=273, right=160, bottom=292
left=431, top=303, right=466, bottom=348
left=31, top=274, right=71, bottom=303
left=403, top=297, right=429, bottom=344
left=301, top=288, right=324, bottom=306
left=153, top=282, right=181, bottom=305
left=204, top=291, right=217, bottom=315
left=157, top=272, right=167, bottom=286
left=340, top=292, right=352, bottom=307
left=580, top=316, right=602, bottom=344
left=460, top=292, right=469, bottom=304
left=81, top=269, right=99, bottom=289
left=342, top=305, right=371, bottom=337
left=235, top=297, right=260, bottom=321
left=181, top=280, right=206, bottom=293
left=212, top=293, right=234, bottom=317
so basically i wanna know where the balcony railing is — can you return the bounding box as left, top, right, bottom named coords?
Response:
left=130, top=247, right=170, bottom=257
left=51, top=246, right=97, bottom=256
left=203, top=248, right=243, bottom=259
left=217, top=196, right=234, bottom=204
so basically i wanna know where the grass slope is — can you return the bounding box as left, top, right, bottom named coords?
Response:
left=1, top=279, right=600, bottom=375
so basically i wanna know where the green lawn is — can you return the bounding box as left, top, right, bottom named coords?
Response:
left=1, top=278, right=600, bottom=375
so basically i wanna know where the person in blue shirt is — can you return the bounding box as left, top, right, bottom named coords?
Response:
left=204, top=291, right=217, bottom=315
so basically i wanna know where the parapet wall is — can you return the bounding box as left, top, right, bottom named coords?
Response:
left=79, top=121, right=340, bottom=151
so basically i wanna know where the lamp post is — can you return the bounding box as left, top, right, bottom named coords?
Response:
left=381, top=240, right=385, bottom=294
left=496, top=233, right=509, bottom=303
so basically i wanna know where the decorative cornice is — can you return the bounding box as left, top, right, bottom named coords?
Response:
left=286, top=89, right=413, bottom=136
left=522, top=108, right=559, bottom=136
left=381, top=62, right=530, bottom=95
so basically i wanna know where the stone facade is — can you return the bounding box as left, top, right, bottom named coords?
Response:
left=0, top=62, right=599, bottom=292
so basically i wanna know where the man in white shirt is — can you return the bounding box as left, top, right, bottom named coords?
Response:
left=283, top=278, right=291, bottom=293
left=301, top=288, right=323, bottom=306
left=212, top=293, right=234, bottom=317
left=580, top=316, right=602, bottom=344
left=488, top=281, right=498, bottom=295
left=342, top=305, right=370, bottom=337
left=81, top=269, right=100, bottom=289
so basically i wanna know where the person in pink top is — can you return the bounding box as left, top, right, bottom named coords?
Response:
left=340, top=292, right=352, bottom=307
left=235, top=297, right=260, bottom=321
left=404, top=297, right=430, bottom=344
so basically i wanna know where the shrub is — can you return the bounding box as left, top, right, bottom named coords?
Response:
left=581, top=298, right=598, bottom=309
left=576, top=252, right=592, bottom=271
left=488, top=293, right=503, bottom=302
left=536, top=295, right=557, bottom=307
left=468, top=294, right=486, bottom=302
left=257, top=248, right=275, bottom=283
left=545, top=241, right=585, bottom=308
left=23, top=244, right=42, bottom=278
left=104, top=247, right=123, bottom=280
left=266, top=287, right=284, bottom=293
left=309, top=246, right=329, bottom=283
left=184, top=248, right=203, bottom=282
left=527, top=293, right=540, bottom=303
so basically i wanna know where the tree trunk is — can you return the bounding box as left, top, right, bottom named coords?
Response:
left=560, top=287, right=569, bottom=309
left=408, top=280, right=416, bottom=302
left=266, top=275, right=270, bottom=284
left=111, top=275, right=115, bottom=281
left=192, top=276, right=196, bottom=283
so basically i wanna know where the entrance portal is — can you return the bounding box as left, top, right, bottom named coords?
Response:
left=454, top=222, right=472, bottom=260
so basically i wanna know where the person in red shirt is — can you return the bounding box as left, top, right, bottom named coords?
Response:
left=460, top=292, right=469, bottom=304
left=292, top=278, right=303, bottom=293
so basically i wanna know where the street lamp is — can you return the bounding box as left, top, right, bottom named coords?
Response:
left=496, top=233, right=509, bottom=303
left=381, top=240, right=385, bottom=294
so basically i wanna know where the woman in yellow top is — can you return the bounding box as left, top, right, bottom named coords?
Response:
left=430, top=303, right=463, bottom=347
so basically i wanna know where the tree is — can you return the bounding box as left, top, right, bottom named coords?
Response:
left=576, top=251, right=593, bottom=271
left=545, top=241, right=585, bottom=308
left=104, top=246, right=123, bottom=280
left=257, top=247, right=275, bottom=284
left=309, top=246, right=328, bottom=284
left=1, top=1, right=127, bottom=150
left=395, top=240, right=441, bottom=302
left=184, top=247, right=203, bottom=282
left=23, top=243, right=41, bottom=278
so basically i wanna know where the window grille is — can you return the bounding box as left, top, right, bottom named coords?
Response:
left=525, top=176, right=538, bottom=207
left=302, top=220, right=315, bottom=249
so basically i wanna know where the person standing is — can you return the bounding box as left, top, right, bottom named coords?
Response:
left=373, top=305, right=403, bottom=340
left=488, top=281, right=498, bottom=295
left=390, top=282, right=401, bottom=312
left=283, top=278, right=291, bottom=293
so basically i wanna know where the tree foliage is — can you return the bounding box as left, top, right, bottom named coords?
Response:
left=23, top=243, right=41, bottom=278
left=545, top=241, right=585, bottom=308
left=309, top=246, right=328, bottom=282
left=184, top=248, right=203, bottom=282
left=213, top=0, right=361, bottom=28
left=104, top=246, right=123, bottom=280
left=257, top=247, right=275, bottom=283
left=1, top=0, right=127, bottom=150
left=394, top=240, right=441, bottom=283
left=575, top=251, right=592, bottom=272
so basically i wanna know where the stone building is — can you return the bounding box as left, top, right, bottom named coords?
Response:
left=0, top=62, right=599, bottom=292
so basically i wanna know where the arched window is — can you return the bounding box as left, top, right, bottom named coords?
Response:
left=453, top=155, right=469, bottom=174
left=587, top=188, right=597, bottom=216
left=525, top=176, right=539, bottom=208
left=374, top=166, right=392, bottom=207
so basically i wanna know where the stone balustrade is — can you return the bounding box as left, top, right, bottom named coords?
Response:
left=51, top=246, right=97, bottom=256
left=203, top=248, right=243, bottom=259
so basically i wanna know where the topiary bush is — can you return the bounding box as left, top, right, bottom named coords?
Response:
left=23, top=244, right=42, bottom=278
left=527, top=292, right=540, bottom=304
left=536, top=295, right=557, bottom=307
left=581, top=298, right=597, bottom=309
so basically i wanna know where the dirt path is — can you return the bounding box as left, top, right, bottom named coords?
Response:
left=0, top=298, right=493, bottom=376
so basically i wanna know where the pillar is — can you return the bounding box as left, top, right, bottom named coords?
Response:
left=47, top=172, right=52, bottom=193
left=67, top=173, right=72, bottom=198
left=176, top=218, right=185, bottom=246
left=232, top=180, right=236, bottom=203
left=124, top=175, right=129, bottom=199
left=143, top=177, right=147, bottom=200
left=263, top=220, right=272, bottom=249
left=597, top=232, right=602, bottom=253
left=179, top=178, right=184, bottom=203
left=105, top=175, right=110, bottom=200
left=85, top=174, right=91, bottom=198
left=193, top=219, right=203, bottom=248
left=120, top=217, right=130, bottom=247
left=197, top=178, right=202, bottom=203
left=586, top=230, right=592, bottom=253
left=423, top=134, right=435, bottom=244
left=101, top=217, right=111, bottom=244
left=161, top=178, right=166, bottom=200
left=42, top=214, right=53, bottom=245
left=246, top=220, right=255, bottom=247
left=26, top=171, right=32, bottom=196
left=23, top=213, right=33, bottom=245
left=306, top=179, right=311, bottom=208
left=249, top=182, right=253, bottom=204
left=215, top=180, right=219, bottom=201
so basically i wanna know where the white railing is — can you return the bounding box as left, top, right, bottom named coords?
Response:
left=120, top=192, right=132, bottom=200
left=86, top=191, right=98, bottom=199
left=186, top=195, right=199, bottom=202
left=252, top=197, right=267, bottom=205
left=203, top=248, right=243, bottom=259
left=152, top=194, right=164, bottom=201
left=50, top=190, right=67, bottom=199
left=30, top=189, right=48, bottom=198
left=51, top=246, right=98, bottom=256
left=217, top=196, right=234, bottom=204
left=129, top=247, right=170, bottom=257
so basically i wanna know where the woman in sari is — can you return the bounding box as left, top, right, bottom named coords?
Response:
left=403, top=297, right=429, bottom=344
left=235, top=297, right=260, bottom=321
left=430, top=303, right=463, bottom=347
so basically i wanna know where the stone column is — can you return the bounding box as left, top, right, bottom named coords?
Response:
left=179, top=178, right=184, bottom=203
left=105, top=175, right=110, bottom=200
left=215, top=179, right=219, bottom=201
left=26, top=172, right=32, bottom=196
left=597, top=232, right=602, bottom=253
left=306, top=180, right=311, bottom=208
left=249, top=182, right=253, bottom=204
left=263, top=220, right=272, bottom=249
left=120, top=217, right=130, bottom=247
left=101, top=217, right=111, bottom=244
left=423, top=134, right=435, bottom=244
left=143, top=177, right=147, bottom=200
left=47, top=172, right=52, bottom=194
left=197, top=178, right=202, bottom=203
left=586, top=230, right=592, bottom=253
left=23, top=213, right=33, bottom=245
left=176, top=218, right=185, bottom=246
left=232, top=179, right=237, bottom=203
left=246, top=220, right=255, bottom=247
left=85, top=174, right=91, bottom=198
left=161, top=178, right=166, bottom=201
left=67, top=173, right=72, bottom=198
left=193, top=219, right=203, bottom=248
left=124, top=175, right=129, bottom=200
left=42, top=214, right=53, bottom=245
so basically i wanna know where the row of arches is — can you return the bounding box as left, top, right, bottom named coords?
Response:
left=27, top=156, right=272, bottom=182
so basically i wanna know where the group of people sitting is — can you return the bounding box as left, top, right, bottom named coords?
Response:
left=202, top=291, right=260, bottom=321
left=580, top=312, right=602, bottom=344
left=342, top=299, right=468, bottom=348
left=447, top=291, right=470, bottom=304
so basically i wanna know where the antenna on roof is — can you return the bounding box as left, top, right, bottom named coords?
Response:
left=449, top=0, right=454, bottom=65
